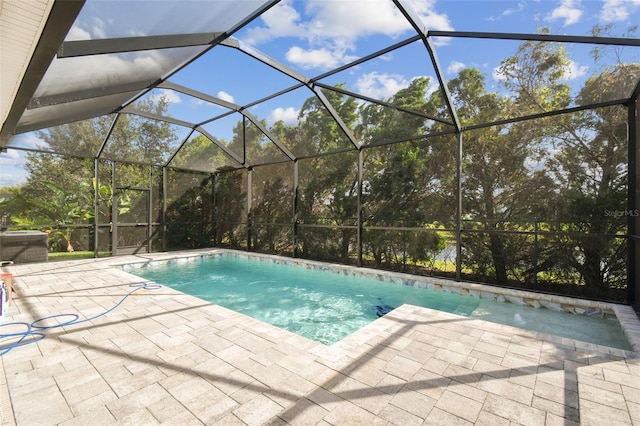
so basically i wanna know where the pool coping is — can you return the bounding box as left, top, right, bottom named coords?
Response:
left=118, top=248, right=640, bottom=354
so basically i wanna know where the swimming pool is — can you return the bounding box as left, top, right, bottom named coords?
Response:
left=126, top=253, right=631, bottom=350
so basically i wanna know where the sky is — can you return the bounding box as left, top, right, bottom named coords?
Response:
left=2, top=0, right=640, bottom=186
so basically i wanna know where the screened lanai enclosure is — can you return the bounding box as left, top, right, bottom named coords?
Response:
left=1, top=0, right=639, bottom=309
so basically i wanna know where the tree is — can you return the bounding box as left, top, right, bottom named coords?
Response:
left=170, top=133, right=235, bottom=173
left=424, top=63, right=560, bottom=286
left=105, top=97, right=178, bottom=166
left=215, top=170, right=246, bottom=248
left=360, top=77, right=449, bottom=268
left=11, top=96, right=178, bottom=252
left=293, top=85, right=360, bottom=262
left=450, top=69, right=522, bottom=284
left=251, top=168, right=293, bottom=254
left=497, top=28, right=572, bottom=116
left=13, top=154, right=96, bottom=251
left=455, top=28, right=636, bottom=295
left=448, top=33, right=575, bottom=287
left=165, top=172, right=215, bottom=250
left=548, top=63, right=639, bottom=291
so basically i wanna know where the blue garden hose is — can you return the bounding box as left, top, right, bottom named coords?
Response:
left=0, top=282, right=161, bottom=356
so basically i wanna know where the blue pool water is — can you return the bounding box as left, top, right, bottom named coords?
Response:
left=129, top=255, right=630, bottom=349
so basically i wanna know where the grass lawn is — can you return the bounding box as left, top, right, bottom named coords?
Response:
left=48, top=251, right=110, bottom=261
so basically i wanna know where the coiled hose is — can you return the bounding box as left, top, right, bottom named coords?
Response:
left=0, top=282, right=161, bottom=356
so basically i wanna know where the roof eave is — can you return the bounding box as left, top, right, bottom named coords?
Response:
left=0, top=0, right=85, bottom=146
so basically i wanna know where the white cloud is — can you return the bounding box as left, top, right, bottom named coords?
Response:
left=354, top=72, right=438, bottom=100
left=267, top=106, right=299, bottom=127
left=404, top=0, right=454, bottom=32
left=502, top=2, right=527, bottom=17
left=303, top=0, right=414, bottom=41
left=600, top=0, right=640, bottom=21
left=66, top=17, right=108, bottom=41
left=65, top=25, right=92, bottom=41
left=285, top=46, right=350, bottom=70
left=425, top=78, right=440, bottom=98
left=0, top=170, right=25, bottom=187
left=492, top=66, right=509, bottom=82
left=447, top=61, right=466, bottom=75
left=546, top=0, right=584, bottom=26
left=0, top=149, right=28, bottom=186
left=10, top=133, right=42, bottom=150
left=150, top=89, right=181, bottom=104
left=486, top=1, right=526, bottom=21
left=562, top=60, right=588, bottom=80
left=217, top=91, right=235, bottom=104
left=244, top=0, right=453, bottom=70
left=90, top=17, right=108, bottom=39
left=243, top=0, right=305, bottom=44
left=355, top=72, right=411, bottom=100
left=304, top=0, right=454, bottom=41
left=0, top=149, right=21, bottom=165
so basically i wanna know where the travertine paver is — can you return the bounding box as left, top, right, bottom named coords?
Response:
left=434, top=389, right=483, bottom=422
left=1, top=249, right=639, bottom=426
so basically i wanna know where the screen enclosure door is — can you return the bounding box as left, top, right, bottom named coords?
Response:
left=112, top=187, right=151, bottom=255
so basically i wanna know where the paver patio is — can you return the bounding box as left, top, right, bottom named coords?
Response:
left=1, top=250, right=639, bottom=425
